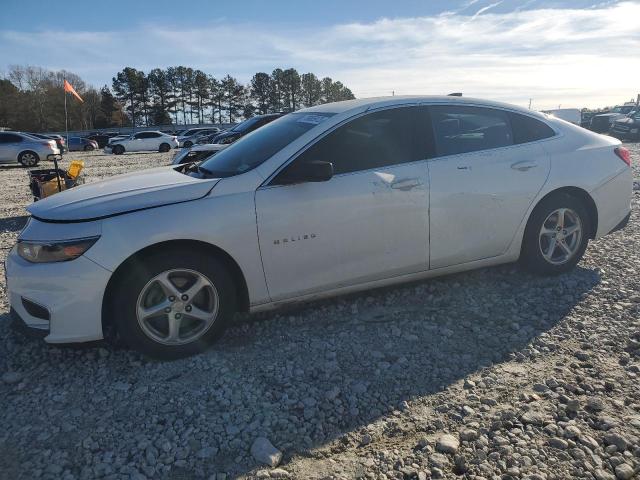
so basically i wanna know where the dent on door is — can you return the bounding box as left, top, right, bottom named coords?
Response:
left=429, top=143, right=550, bottom=268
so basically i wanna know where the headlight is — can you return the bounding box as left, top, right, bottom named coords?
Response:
left=17, top=237, right=100, bottom=263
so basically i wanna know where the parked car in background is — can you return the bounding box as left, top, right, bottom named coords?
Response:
left=610, top=110, right=640, bottom=141
left=541, top=108, right=581, bottom=125
left=29, top=133, right=67, bottom=153
left=589, top=104, right=637, bottom=133
left=177, top=127, right=221, bottom=148
left=107, top=134, right=130, bottom=145
left=7, top=96, right=632, bottom=358
left=0, top=131, right=60, bottom=166
left=208, top=113, right=283, bottom=145
left=171, top=143, right=229, bottom=165
left=105, top=131, right=179, bottom=154
left=68, top=137, right=99, bottom=151
left=87, top=134, right=113, bottom=148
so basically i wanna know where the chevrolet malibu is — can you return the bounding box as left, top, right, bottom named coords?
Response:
left=6, top=96, right=632, bottom=359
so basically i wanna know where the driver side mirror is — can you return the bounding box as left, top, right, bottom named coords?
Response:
left=277, top=161, right=333, bottom=185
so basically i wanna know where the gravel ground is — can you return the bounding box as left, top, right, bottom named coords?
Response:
left=1, top=145, right=640, bottom=480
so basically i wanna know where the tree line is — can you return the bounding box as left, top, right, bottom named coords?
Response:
left=0, top=65, right=355, bottom=133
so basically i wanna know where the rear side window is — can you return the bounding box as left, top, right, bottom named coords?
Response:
left=292, top=107, right=417, bottom=176
left=0, top=133, right=22, bottom=143
left=509, top=112, right=555, bottom=144
left=431, top=105, right=513, bottom=156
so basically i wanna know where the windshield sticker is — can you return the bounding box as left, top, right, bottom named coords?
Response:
left=296, top=114, right=329, bottom=125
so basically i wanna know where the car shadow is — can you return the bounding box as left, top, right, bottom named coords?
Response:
left=0, top=263, right=601, bottom=477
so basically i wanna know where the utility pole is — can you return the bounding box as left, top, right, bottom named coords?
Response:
left=528, top=98, right=532, bottom=110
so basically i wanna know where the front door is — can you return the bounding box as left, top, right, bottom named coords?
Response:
left=255, top=106, right=431, bottom=301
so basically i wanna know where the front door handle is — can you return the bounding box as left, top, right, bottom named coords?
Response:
left=390, top=178, right=422, bottom=190
left=511, top=161, right=537, bottom=171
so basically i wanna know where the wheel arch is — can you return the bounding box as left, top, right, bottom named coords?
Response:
left=526, top=186, right=598, bottom=240
left=18, top=150, right=40, bottom=162
left=101, top=239, right=250, bottom=339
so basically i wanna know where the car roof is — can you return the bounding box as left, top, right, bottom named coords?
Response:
left=299, top=95, right=545, bottom=119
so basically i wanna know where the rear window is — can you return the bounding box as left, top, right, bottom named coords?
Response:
left=509, top=112, right=555, bottom=144
left=431, top=105, right=513, bottom=156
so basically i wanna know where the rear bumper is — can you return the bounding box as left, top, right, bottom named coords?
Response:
left=591, top=168, right=633, bottom=239
left=608, top=211, right=631, bottom=234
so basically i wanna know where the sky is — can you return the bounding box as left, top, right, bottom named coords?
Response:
left=1, top=0, right=639, bottom=110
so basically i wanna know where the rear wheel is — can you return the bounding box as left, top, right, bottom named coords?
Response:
left=84, top=144, right=94, bottom=151
left=521, top=193, right=591, bottom=275
left=112, top=249, right=236, bottom=359
left=113, top=145, right=125, bottom=155
left=18, top=151, right=39, bottom=167
left=159, top=143, right=171, bottom=153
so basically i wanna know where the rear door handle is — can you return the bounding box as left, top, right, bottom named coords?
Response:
left=511, top=161, right=537, bottom=171
left=390, top=178, right=422, bottom=190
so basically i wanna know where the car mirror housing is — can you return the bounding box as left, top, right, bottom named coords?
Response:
left=278, top=161, right=333, bottom=185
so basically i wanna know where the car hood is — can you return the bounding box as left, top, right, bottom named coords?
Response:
left=28, top=166, right=220, bottom=222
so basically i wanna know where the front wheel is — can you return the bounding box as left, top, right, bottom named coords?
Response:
left=183, top=141, right=193, bottom=148
left=159, top=143, right=171, bottom=153
left=112, top=249, right=236, bottom=359
left=113, top=145, right=125, bottom=155
left=520, top=193, right=591, bottom=275
left=84, top=144, right=94, bottom=151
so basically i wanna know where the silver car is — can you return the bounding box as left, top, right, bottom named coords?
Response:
left=0, top=131, right=60, bottom=167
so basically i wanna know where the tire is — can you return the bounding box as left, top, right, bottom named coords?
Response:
left=84, top=144, right=94, bottom=151
left=520, top=193, right=591, bottom=275
left=159, top=143, right=171, bottom=153
left=113, top=145, right=125, bottom=155
left=183, top=141, right=193, bottom=148
left=111, top=249, right=236, bottom=359
left=18, top=151, right=39, bottom=167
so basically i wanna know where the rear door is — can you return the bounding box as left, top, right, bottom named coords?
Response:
left=255, top=106, right=431, bottom=300
left=144, top=132, right=162, bottom=150
left=426, top=105, right=551, bottom=269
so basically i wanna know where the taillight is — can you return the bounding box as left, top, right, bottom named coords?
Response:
left=614, top=146, right=631, bottom=167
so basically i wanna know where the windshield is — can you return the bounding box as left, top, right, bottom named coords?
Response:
left=231, top=116, right=262, bottom=133
left=198, top=112, right=335, bottom=178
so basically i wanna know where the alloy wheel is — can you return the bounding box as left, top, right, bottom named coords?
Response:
left=21, top=153, right=37, bottom=166
left=136, top=269, right=219, bottom=345
left=538, top=208, right=583, bottom=265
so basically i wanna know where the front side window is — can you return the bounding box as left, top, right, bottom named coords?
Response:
left=284, top=107, right=417, bottom=177
left=198, top=112, right=334, bottom=178
left=509, top=112, right=555, bottom=144
left=431, top=105, right=513, bottom=156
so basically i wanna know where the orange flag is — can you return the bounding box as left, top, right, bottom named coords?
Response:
left=64, top=79, right=84, bottom=103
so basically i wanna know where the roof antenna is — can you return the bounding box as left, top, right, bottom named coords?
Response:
left=448, top=92, right=462, bottom=97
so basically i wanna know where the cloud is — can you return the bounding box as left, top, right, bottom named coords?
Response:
left=470, top=1, right=504, bottom=21
left=1, top=1, right=639, bottom=109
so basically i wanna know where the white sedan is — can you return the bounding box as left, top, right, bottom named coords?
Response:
left=105, top=131, right=179, bottom=154
left=6, top=96, right=632, bottom=358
